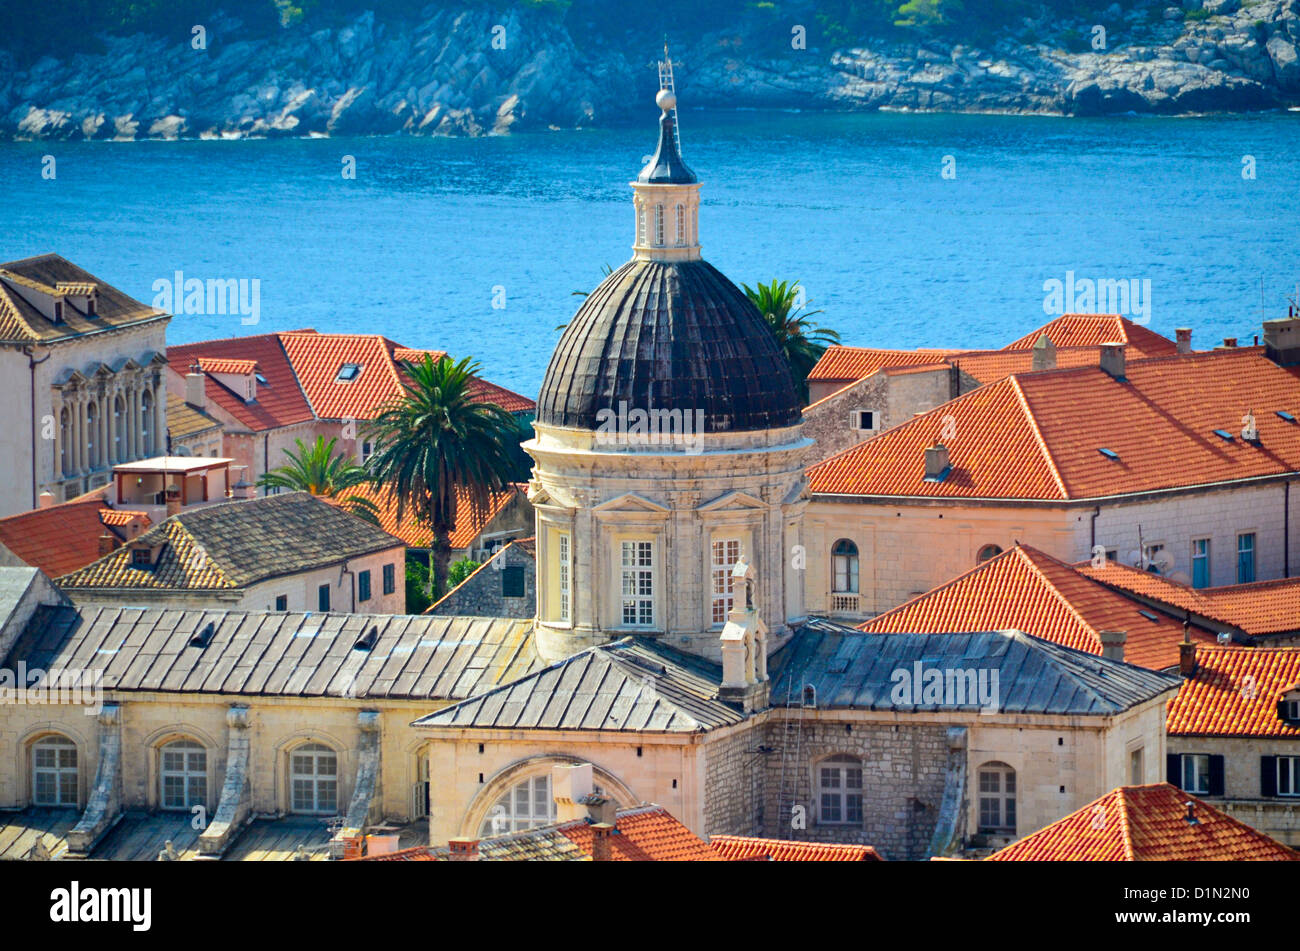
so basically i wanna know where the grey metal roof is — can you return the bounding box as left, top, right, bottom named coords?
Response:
left=0, top=566, right=44, bottom=623
left=413, top=636, right=745, bottom=733
left=4, top=605, right=539, bottom=701
left=638, top=110, right=696, bottom=184
left=770, top=619, right=1180, bottom=716
left=537, top=259, right=802, bottom=434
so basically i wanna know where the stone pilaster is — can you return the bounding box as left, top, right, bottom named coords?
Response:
left=197, top=704, right=252, bottom=857
left=65, top=702, right=122, bottom=857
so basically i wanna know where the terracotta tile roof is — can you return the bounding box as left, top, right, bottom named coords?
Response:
left=948, top=345, right=1142, bottom=385
left=861, top=544, right=1218, bottom=670
left=0, top=254, right=169, bottom=344
left=988, top=783, right=1300, bottom=861
left=57, top=492, right=403, bottom=591
left=807, top=346, right=966, bottom=383
left=0, top=499, right=123, bottom=577
left=810, top=348, right=1300, bottom=501
left=1166, top=646, right=1300, bottom=737
left=168, top=334, right=315, bottom=433
left=98, top=509, right=150, bottom=528
left=279, top=331, right=411, bottom=420
left=1001, top=314, right=1180, bottom=356
left=708, top=835, right=883, bottom=861
left=345, top=482, right=524, bottom=551
left=194, top=357, right=259, bottom=374
left=165, top=392, right=223, bottom=440
left=559, top=806, right=723, bottom=861
left=353, top=845, right=439, bottom=861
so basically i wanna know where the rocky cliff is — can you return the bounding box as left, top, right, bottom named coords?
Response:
left=4, top=0, right=1300, bottom=141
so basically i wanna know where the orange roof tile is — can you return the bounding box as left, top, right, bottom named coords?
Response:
left=345, top=483, right=523, bottom=550
left=0, top=499, right=123, bottom=577
left=194, top=357, right=259, bottom=374
left=98, top=509, right=150, bottom=528
left=709, top=835, right=882, bottom=861
left=988, top=783, right=1300, bottom=861
left=810, top=349, right=1300, bottom=501
left=861, top=544, right=1218, bottom=670
left=279, top=331, right=410, bottom=420
left=1001, top=314, right=1179, bottom=356
left=1167, top=646, right=1300, bottom=737
left=807, top=346, right=966, bottom=383
left=558, top=806, right=723, bottom=861
left=169, top=334, right=315, bottom=432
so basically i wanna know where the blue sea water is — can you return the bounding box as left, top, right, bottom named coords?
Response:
left=2, top=108, right=1299, bottom=396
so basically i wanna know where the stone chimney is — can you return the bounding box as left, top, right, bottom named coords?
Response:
left=1098, top=630, right=1126, bottom=663
left=552, top=762, right=594, bottom=823
left=1179, top=637, right=1198, bottom=678
left=38, top=491, right=56, bottom=509
left=923, top=442, right=950, bottom=481
left=1099, top=342, right=1126, bottom=379
left=1175, top=328, right=1192, bottom=354
left=165, top=484, right=181, bottom=518
left=231, top=479, right=255, bottom=501
left=185, top=365, right=206, bottom=409
left=580, top=794, right=617, bottom=826
left=590, top=823, right=615, bottom=862
left=446, top=837, right=480, bottom=861
left=1031, top=333, right=1056, bottom=371
left=98, top=532, right=116, bottom=557
left=1221, top=337, right=1238, bottom=349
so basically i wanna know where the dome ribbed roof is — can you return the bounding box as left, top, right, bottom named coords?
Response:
left=537, top=259, right=802, bottom=434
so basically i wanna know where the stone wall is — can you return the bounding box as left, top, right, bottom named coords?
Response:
left=429, top=543, right=535, bottom=618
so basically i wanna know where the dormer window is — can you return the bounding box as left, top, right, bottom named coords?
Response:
left=336, top=363, right=362, bottom=383
left=130, top=548, right=152, bottom=568
left=1279, top=690, right=1300, bottom=724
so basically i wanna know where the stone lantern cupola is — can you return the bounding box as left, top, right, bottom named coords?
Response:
left=631, top=90, right=701, bottom=263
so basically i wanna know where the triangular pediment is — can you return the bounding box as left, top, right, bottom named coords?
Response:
left=697, top=489, right=766, bottom=513
left=593, top=492, right=670, bottom=514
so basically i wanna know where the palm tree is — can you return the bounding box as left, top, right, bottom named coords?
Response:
left=741, top=279, right=842, bottom=403
left=364, top=354, right=520, bottom=597
left=559, top=262, right=616, bottom=329
left=257, top=436, right=380, bottom=523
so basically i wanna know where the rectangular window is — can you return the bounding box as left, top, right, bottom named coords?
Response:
left=382, top=563, right=395, bottom=595
left=318, top=584, right=331, bottom=612
left=711, top=538, right=741, bottom=625
left=1191, top=539, right=1210, bottom=588
left=1278, top=757, right=1300, bottom=797
left=1238, top=533, right=1256, bottom=583
left=557, top=532, right=571, bottom=623
left=851, top=410, right=876, bottom=432
left=620, top=540, right=654, bottom=627
left=1182, top=753, right=1211, bottom=795
left=358, top=569, right=371, bottom=602
left=274, top=595, right=287, bottom=612
left=502, top=565, right=525, bottom=598
left=1130, top=748, right=1144, bottom=785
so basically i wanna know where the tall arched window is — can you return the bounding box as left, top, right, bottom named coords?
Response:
left=479, top=774, right=555, bottom=836
left=113, top=396, right=125, bottom=463
left=59, top=409, right=70, bottom=476
left=140, top=390, right=153, bottom=456
left=289, top=743, right=338, bottom=815
left=159, top=739, right=207, bottom=810
left=31, top=735, right=78, bottom=806
left=978, top=762, right=1016, bottom=834
left=86, top=402, right=99, bottom=468
left=674, top=204, right=685, bottom=245
left=816, top=754, right=862, bottom=825
left=832, top=539, right=859, bottom=594
left=636, top=201, right=647, bottom=246
left=977, top=544, right=1003, bottom=564
left=654, top=205, right=665, bottom=246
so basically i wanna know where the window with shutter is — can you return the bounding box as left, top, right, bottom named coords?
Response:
left=1262, top=755, right=1278, bottom=797
left=1207, top=754, right=1225, bottom=796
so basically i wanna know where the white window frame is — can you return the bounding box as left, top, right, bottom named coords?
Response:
left=977, top=763, right=1016, bottom=834
left=557, top=531, right=571, bottom=623
left=619, top=539, right=655, bottom=628
left=159, top=739, right=207, bottom=811
left=849, top=409, right=878, bottom=432
left=831, top=539, right=859, bottom=594
left=654, top=205, right=665, bottom=246
left=290, top=743, right=338, bottom=815
left=1182, top=753, right=1211, bottom=795
left=1278, top=756, right=1300, bottom=797
left=31, top=735, right=78, bottom=807
left=711, top=537, right=741, bottom=626
left=816, top=755, right=863, bottom=825
left=480, top=774, right=556, bottom=836
left=674, top=204, right=685, bottom=245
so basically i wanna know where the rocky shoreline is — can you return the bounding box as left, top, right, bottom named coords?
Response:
left=4, top=0, right=1299, bottom=141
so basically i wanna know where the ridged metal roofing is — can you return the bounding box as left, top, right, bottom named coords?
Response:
left=770, top=619, right=1180, bottom=716
left=4, top=606, right=539, bottom=700
left=413, top=637, right=745, bottom=732
left=538, top=259, right=802, bottom=434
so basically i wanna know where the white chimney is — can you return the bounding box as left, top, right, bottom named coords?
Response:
left=186, top=366, right=206, bottom=409
left=1100, top=342, right=1126, bottom=379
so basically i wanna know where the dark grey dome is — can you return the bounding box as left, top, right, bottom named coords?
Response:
left=537, top=259, right=802, bottom=434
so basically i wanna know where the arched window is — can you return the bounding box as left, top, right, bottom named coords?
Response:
left=140, top=390, right=153, bottom=456
left=977, top=544, right=1003, bottom=564
left=978, top=762, right=1016, bottom=834
left=86, top=402, right=98, bottom=468
left=654, top=205, right=665, bottom=246
left=31, top=735, right=78, bottom=806
left=289, top=743, right=338, bottom=815
left=59, top=409, right=70, bottom=476
left=479, top=773, right=555, bottom=836
left=113, top=396, right=125, bottom=463
left=832, top=539, right=859, bottom=594
left=816, top=754, right=862, bottom=825
left=674, top=204, right=685, bottom=245
left=159, top=739, right=207, bottom=810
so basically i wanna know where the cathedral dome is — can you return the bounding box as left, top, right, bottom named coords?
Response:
left=537, top=258, right=801, bottom=434
left=536, top=91, right=802, bottom=436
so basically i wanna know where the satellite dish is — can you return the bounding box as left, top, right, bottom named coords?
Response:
left=1149, top=550, right=1174, bottom=574
left=1167, top=570, right=1192, bottom=586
